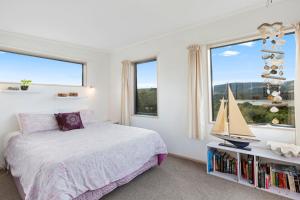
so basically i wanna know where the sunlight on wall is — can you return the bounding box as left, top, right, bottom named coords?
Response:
left=87, top=86, right=95, bottom=96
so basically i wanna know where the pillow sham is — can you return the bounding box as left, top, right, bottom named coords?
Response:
left=17, top=113, right=59, bottom=134
left=79, top=109, right=97, bottom=125
left=55, top=112, right=84, bottom=131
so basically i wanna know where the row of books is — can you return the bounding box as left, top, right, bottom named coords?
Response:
left=208, top=149, right=300, bottom=194
left=241, top=155, right=254, bottom=184
left=207, top=149, right=237, bottom=175
left=255, top=158, right=300, bottom=193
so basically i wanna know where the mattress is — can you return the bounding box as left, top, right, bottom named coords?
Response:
left=5, top=122, right=167, bottom=200
left=13, top=155, right=165, bottom=200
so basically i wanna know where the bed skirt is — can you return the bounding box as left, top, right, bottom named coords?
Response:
left=13, top=154, right=167, bottom=200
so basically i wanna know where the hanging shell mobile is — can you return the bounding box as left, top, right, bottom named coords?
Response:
left=257, top=22, right=286, bottom=125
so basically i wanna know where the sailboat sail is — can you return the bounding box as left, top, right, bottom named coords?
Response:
left=210, top=85, right=259, bottom=149
left=211, top=98, right=228, bottom=135
left=224, top=105, right=228, bottom=134
left=227, top=86, right=255, bottom=137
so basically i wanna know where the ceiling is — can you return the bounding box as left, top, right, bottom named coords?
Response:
left=0, top=0, right=281, bottom=51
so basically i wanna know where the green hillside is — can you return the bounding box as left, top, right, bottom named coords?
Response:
left=136, top=88, right=157, bottom=115
left=212, top=81, right=295, bottom=127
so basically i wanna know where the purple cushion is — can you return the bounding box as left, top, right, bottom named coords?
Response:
left=55, top=112, right=84, bottom=131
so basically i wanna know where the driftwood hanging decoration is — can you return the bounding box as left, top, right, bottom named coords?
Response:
left=258, top=22, right=286, bottom=125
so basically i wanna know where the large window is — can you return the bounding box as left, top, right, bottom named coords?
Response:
left=0, top=50, right=84, bottom=86
left=134, top=59, right=158, bottom=116
left=210, top=33, right=295, bottom=127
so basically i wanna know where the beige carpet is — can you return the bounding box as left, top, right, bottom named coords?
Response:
left=0, top=156, right=286, bottom=200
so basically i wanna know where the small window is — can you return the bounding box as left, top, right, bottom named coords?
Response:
left=210, top=33, right=295, bottom=128
left=134, top=59, right=158, bottom=116
left=0, top=50, right=84, bottom=86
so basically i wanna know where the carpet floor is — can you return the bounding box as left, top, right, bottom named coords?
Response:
left=0, top=156, right=286, bottom=200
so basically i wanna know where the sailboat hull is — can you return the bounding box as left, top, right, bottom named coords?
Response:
left=212, top=134, right=259, bottom=151
left=219, top=142, right=251, bottom=151
left=224, top=139, right=250, bottom=149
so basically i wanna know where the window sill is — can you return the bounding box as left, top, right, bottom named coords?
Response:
left=132, top=114, right=159, bottom=119
left=0, top=82, right=85, bottom=88
left=0, top=89, right=41, bottom=94
left=208, top=121, right=295, bottom=131
left=248, top=124, right=295, bottom=131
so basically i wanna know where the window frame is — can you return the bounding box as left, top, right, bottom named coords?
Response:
left=134, top=58, right=158, bottom=117
left=0, top=48, right=86, bottom=87
left=207, top=31, right=295, bottom=129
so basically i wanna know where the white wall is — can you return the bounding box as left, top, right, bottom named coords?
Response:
left=0, top=30, right=110, bottom=167
left=109, top=0, right=300, bottom=162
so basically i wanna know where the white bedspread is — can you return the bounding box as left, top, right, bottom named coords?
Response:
left=4, top=122, right=167, bottom=200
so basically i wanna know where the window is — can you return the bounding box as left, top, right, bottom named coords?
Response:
left=210, top=33, right=295, bottom=127
left=134, top=59, right=158, bottom=116
left=0, top=50, right=84, bottom=86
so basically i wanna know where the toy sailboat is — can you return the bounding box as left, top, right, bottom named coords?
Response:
left=211, top=85, right=260, bottom=151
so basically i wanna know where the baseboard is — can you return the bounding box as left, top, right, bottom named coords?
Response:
left=168, top=153, right=206, bottom=165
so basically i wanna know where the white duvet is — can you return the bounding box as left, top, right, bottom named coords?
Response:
left=4, top=122, right=167, bottom=200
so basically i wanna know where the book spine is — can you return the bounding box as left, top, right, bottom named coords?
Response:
left=294, top=175, right=299, bottom=193
left=271, top=171, right=275, bottom=186
left=227, top=159, right=229, bottom=173
left=219, top=154, right=222, bottom=172
left=265, top=175, right=269, bottom=189
left=258, top=170, right=262, bottom=188
left=248, top=157, right=253, bottom=184
left=279, top=173, right=284, bottom=188
left=286, top=173, right=290, bottom=190
left=269, top=166, right=273, bottom=186
left=254, top=160, right=258, bottom=187
left=296, top=175, right=300, bottom=193
left=288, top=173, right=296, bottom=192
left=234, top=159, right=237, bottom=175
left=213, top=154, right=216, bottom=171
left=262, top=171, right=265, bottom=188
left=275, top=172, right=279, bottom=187
left=207, top=150, right=211, bottom=172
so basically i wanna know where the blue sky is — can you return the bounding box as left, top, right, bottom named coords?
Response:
left=0, top=34, right=295, bottom=88
left=211, top=33, right=295, bottom=86
left=136, top=34, right=296, bottom=89
left=136, top=60, right=157, bottom=89
left=0, top=51, right=83, bottom=86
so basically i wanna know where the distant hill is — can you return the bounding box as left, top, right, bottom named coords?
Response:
left=136, top=88, right=157, bottom=115
left=213, top=81, right=294, bottom=100
left=212, top=81, right=295, bottom=126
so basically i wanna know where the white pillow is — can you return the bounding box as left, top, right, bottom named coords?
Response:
left=79, top=109, right=97, bottom=125
left=17, top=113, right=59, bottom=134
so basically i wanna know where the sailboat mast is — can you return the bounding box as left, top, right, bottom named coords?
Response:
left=227, top=84, right=231, bottom=136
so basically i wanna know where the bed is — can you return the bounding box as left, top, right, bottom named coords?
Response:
left=4, top=122, right=167, bottom=200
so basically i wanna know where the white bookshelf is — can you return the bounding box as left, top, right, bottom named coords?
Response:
left=207, top=141, right=300, bottom=200
left=208, top=170, right=238, bottom=182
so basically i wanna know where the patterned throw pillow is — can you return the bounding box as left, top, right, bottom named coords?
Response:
left=55, top=112, right=84, bottom=131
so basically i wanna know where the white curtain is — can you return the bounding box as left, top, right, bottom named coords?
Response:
left=121, top=60, right=134, bottom=126
left=187, top=45, right=202, bottom=139
left=295, top=23, right=300, bottom=145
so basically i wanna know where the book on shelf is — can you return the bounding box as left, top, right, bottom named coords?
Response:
left=207, top=149, right=215, bottom=172
left=288, top=174, right=296, bottom=192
